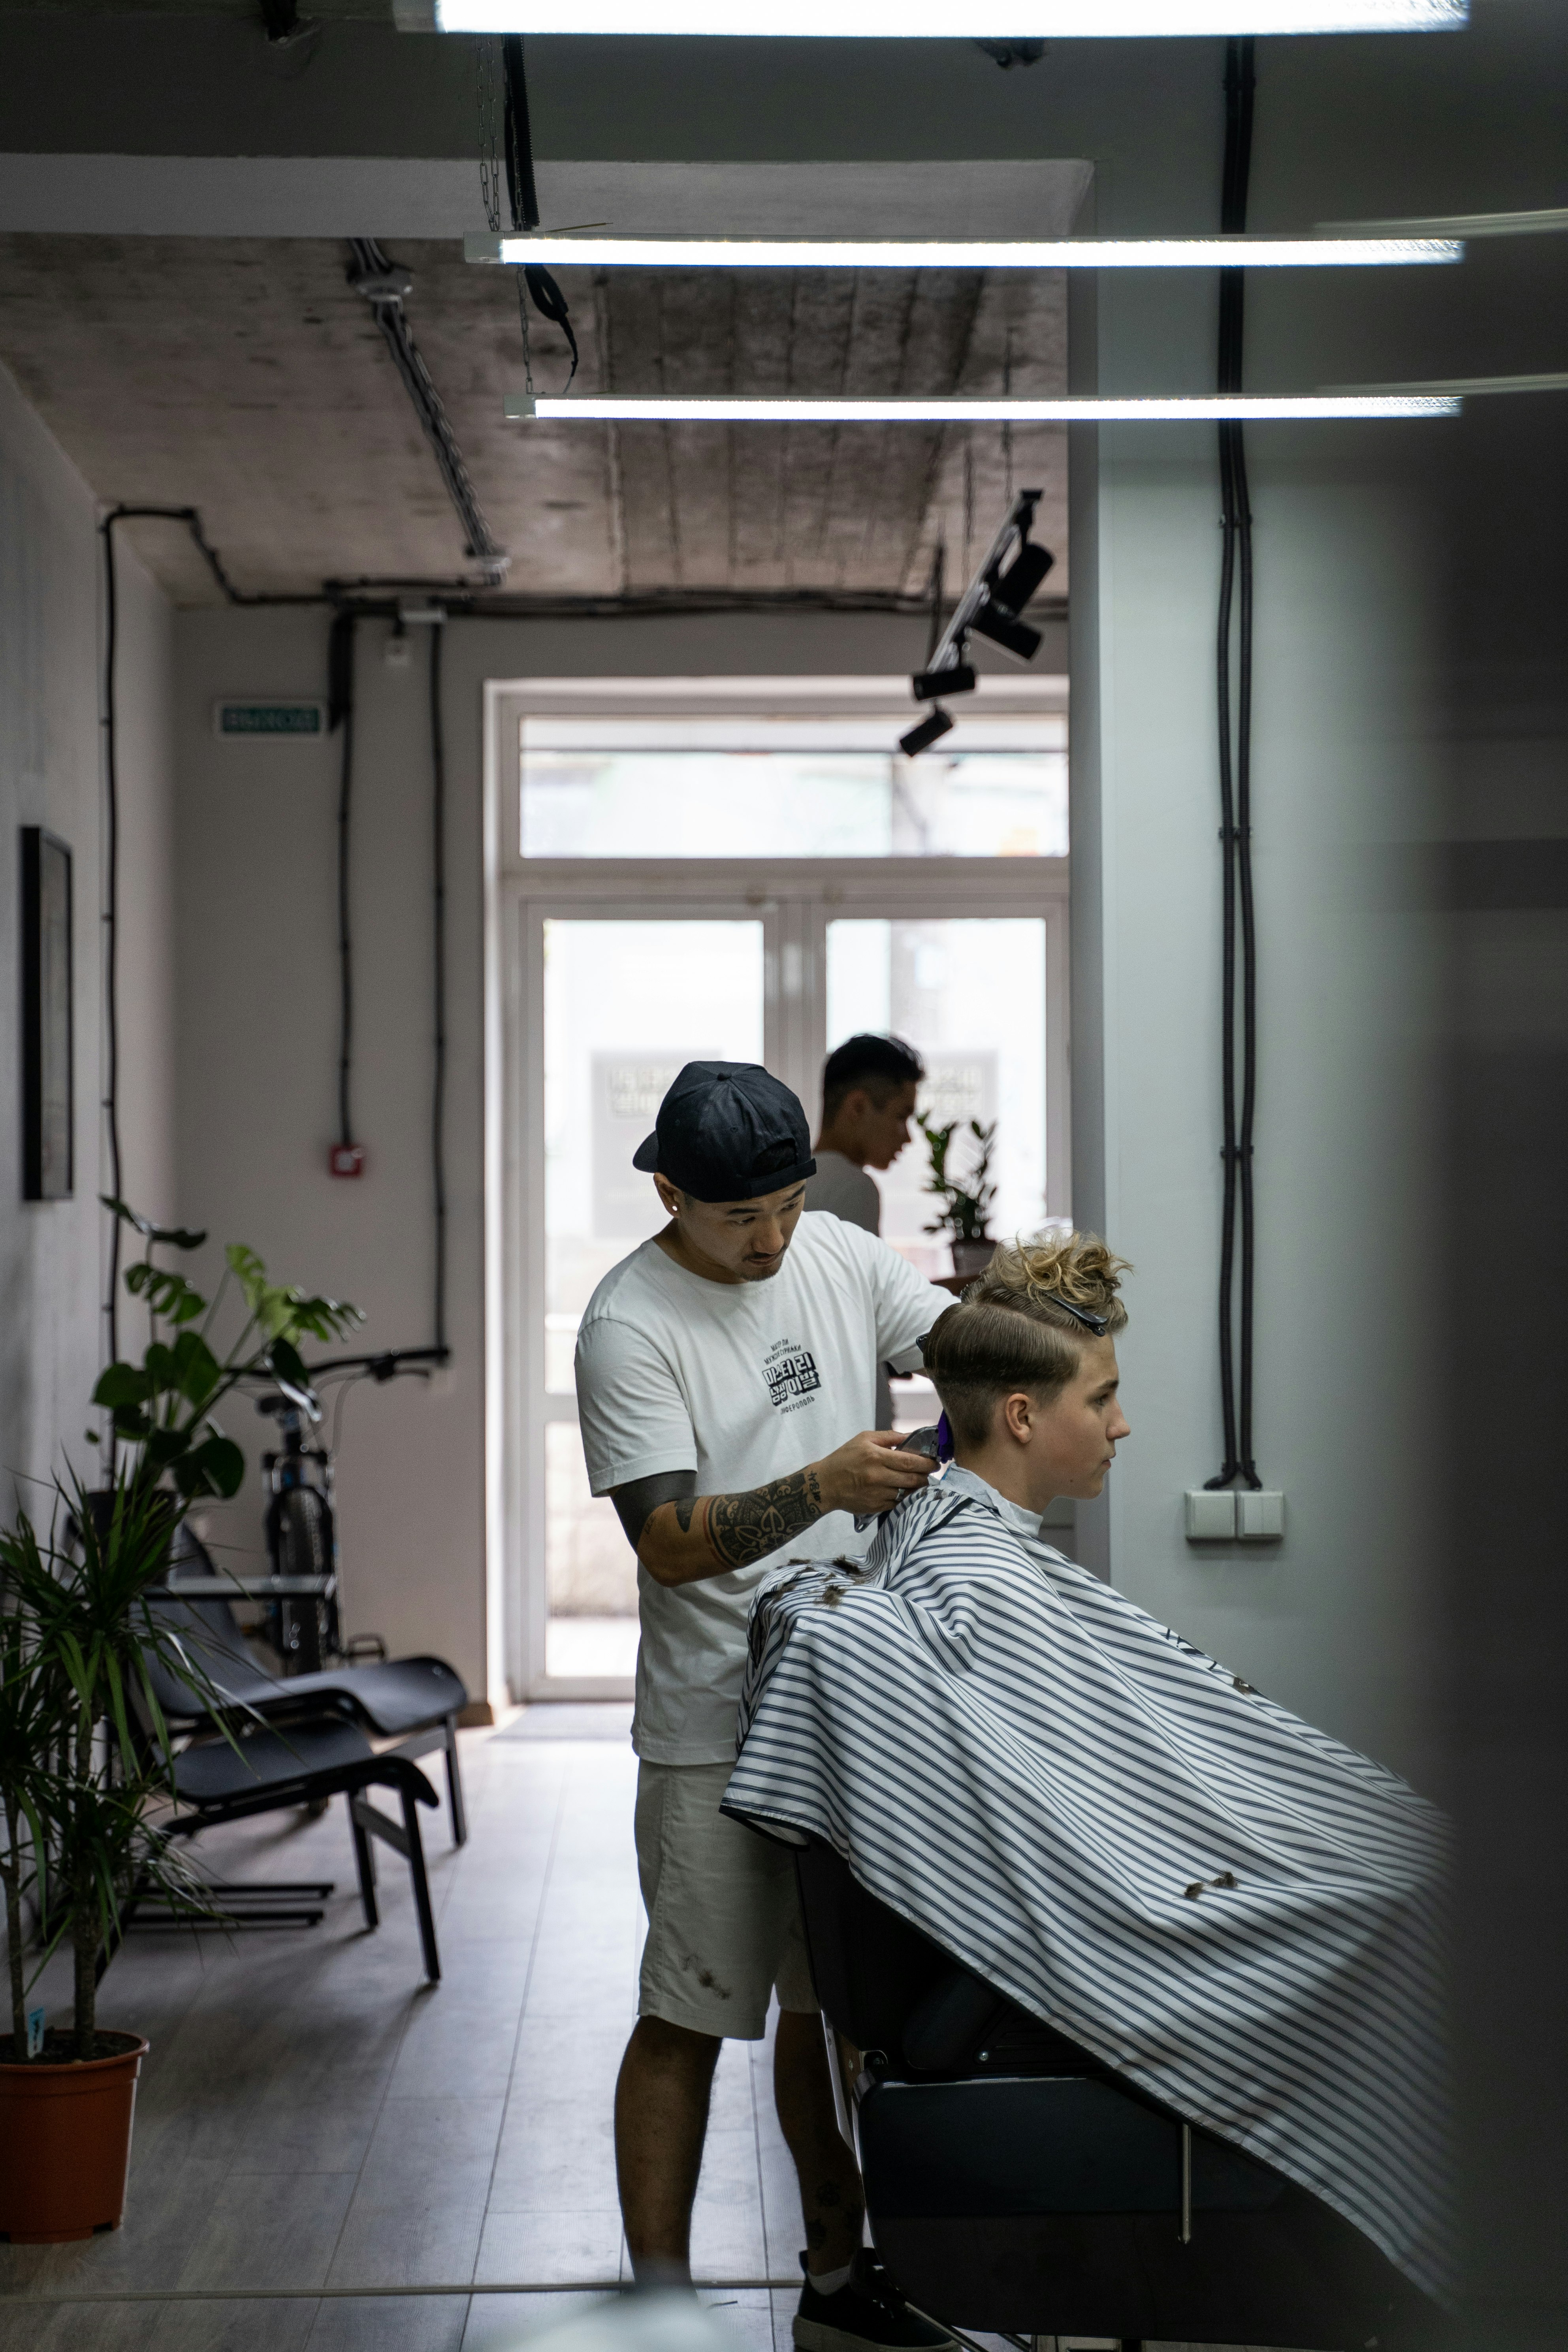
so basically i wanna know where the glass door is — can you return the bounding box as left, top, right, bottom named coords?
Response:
left=529, top=914, right=767, bottom=1691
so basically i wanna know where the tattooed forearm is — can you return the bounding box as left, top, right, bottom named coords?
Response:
left=703, top=1468, right=824, bottom=1569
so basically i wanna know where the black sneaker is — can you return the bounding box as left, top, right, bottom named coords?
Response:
left=792, top=2249, right=959, bottom=2352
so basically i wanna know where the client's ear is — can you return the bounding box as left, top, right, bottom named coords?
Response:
left=1000, top=1389, right=1037, bottom=1446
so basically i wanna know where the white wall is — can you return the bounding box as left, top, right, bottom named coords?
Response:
left=172, top=605, right=969, bottom=1705
left=0, top=360, right=173, bottom=1516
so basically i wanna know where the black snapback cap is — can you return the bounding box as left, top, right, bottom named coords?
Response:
left=633, top=1062, right=816, bottom=1203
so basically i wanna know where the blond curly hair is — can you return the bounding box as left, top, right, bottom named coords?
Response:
left=923, top=1231, right=1131, bottom=1446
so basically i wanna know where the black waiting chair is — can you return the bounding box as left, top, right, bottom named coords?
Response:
left=121, top=1716, right=444, bottom=1983
left=142, top=1526, right=469, bottom=1847
left=794, top=1836, right=1436, bottom=2352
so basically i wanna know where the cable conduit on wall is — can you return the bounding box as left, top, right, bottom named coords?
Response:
left=1206, top=36, right=1264, bottom=1495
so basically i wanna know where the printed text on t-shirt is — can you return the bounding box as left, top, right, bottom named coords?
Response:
left=765, top=1339, right=822, bottom=1413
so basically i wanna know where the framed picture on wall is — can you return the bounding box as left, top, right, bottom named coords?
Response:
left=20, top=827, right=73, bottom=1200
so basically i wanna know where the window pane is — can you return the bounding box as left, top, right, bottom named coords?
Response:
left=825, top=917, right=1050, bottom=1274
left=544, top=918, right=766, bottom=1378
left=540, top=916, right=765, bottom=1681
left=521, top=714, right=1066, bottom=859
left=544, top=1420, right=640, bottom=1682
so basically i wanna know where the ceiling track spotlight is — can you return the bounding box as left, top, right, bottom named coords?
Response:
left=900, top=490, right=1055, bottom=759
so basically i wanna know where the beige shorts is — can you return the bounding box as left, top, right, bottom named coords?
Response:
left=635, top=1759, right=819, bottom=2040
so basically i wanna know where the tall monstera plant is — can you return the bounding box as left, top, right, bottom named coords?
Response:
left=0, top=1204, right=361, bottom=2061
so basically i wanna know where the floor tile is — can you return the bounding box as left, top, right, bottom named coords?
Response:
left=234, top=2084, right=391, bottom=2175
left=0, top=2306, right=163, bottom=2352
left=177, top=2169, right=359, bottom=2291
left=473, top=2209, right=624, bottom=2288
left=486, top=2097, right=619, bottom=2215
left=461, top=2291, right=614, bottom=2351
left=148, top=2298, right=322, bottom=2351
left=305, top=2292, right=472, bottom=2349
left=327, top=2096, right=507, bottom=2290
left=698, top=2288, right=775, bottom=2352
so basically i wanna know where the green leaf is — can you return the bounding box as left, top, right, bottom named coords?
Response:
left=124, top=1264, right=207, bottom=1324
left=110, top=1407, right=153, bottom=1439
left=92, top=1363, right=153, bottom=1409
left=171, top=1330, right=221, bottom=1405
left=283, top=1293, right=363, bottom=1344
left=267, top=1335, right=310, bottom=1390
left=225, top=1243, right=268, bottom=1313
left=143, top=1343, right=179, bottom=1392
left=175, top=1435, right=245, bottom=1500
left=141, top=1427, right=190, bottom=1470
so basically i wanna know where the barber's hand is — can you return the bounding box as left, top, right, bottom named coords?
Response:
left=813, top=1429, right=939, bottom=1520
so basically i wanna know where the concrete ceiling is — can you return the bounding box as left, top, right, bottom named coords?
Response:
left=0, top=230, right=1070, bottom=604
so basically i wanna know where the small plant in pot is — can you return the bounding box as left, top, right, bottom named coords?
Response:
left=919, top=1112, right=999, bottom=1280
left=0, top=1202, right=359, bottom=2245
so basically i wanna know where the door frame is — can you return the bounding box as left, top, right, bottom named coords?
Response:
left=485, top=681, right=1071, bottom=1705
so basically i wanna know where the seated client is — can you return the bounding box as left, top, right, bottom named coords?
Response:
left=723, top=1234, right=1449, bottom=2306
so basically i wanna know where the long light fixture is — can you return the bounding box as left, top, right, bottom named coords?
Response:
left=406, top=0, right=1464, bottom=33
left=506, top=392, right=1461, bottom=422
left=1318, top=206, right=1568, bottom=239
left=467, top=232, right=1460, bottom=270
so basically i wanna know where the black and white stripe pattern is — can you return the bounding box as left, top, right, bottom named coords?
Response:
left=723, top=1469, right=1450, bottom=2300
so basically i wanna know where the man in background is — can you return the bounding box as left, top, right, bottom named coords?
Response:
left=804, top=1034, right=925, bottom=1426
left=804, top=1034, right=924, bottom=1232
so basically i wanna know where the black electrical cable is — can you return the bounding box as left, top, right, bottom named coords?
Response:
left=501, top=35, right=540, bottom=232
left=499, top=37, right=579, bottom=391
left=95, top=507, right=331, bottom=1369
left=100, top=517, right=125, bottom=1366
left=429, top=623, right=448, bottom=1358
left=329, top=611, right=358, bottom=1154
left=1205, top=36, right=1262, bottom=1493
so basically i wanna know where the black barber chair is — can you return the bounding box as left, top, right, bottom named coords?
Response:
left=794, top=1837, right=1436, bottom=2352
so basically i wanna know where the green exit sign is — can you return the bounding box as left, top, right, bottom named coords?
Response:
left=214, top=700, right=327, bottom=739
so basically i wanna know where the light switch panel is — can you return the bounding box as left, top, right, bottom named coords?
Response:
left=1237, top=1489, right=1286, bottom=1541
left=1185, top=1489, right=1237, bottom=1540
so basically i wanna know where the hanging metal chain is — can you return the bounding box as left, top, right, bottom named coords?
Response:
left=477, top=38, right=502, bottom=236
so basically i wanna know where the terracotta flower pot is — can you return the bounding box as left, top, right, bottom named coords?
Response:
left=950, top=1238, right=998, bottom=1279
left=0, top=2032, right=148, bottom=2243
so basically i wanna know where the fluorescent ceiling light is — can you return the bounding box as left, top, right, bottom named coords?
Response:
left=1318, top=206, right=1568, bottom=239
left=412, top=0, right=1464, bottom=31
left=506, top=393, right=1461, bottom=422
left=1326, top=371, right=1568, bottom=396
left=468, top=232, right=1461, bottom=270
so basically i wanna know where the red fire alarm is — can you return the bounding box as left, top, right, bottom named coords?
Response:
left=329, top=1143, right=366, bottom=1178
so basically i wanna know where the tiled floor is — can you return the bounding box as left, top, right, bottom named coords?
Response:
left=0, top=1722, right=806, bottom=2352
left=0, top=1719, right=1257, bottom=2352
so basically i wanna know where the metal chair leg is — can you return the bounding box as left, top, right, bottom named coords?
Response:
left=350, top=1798, right=380, bottom=1930
left=443, top=1714, right=468, bottom=1848
left=401, top=1780, right=442, bottom=1984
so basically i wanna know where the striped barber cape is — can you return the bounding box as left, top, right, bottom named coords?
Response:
left=721, top=1466, right=1449, bottom=2301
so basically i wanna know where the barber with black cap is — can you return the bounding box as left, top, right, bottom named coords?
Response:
left=576, top=1062, right=956, bottom=2352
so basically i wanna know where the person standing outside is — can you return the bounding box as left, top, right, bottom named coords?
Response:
left=574, top=1061, right=957, bottom=2352
left=803, top=1034, right=926, bottom=1429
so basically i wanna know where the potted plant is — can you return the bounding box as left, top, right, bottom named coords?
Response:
left=919, top=1113, right=999, bottom=1279
left=0, top=1203, right=359, bottom=2245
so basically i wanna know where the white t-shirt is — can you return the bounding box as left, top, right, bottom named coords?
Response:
left=575, top=1212, right=953, bottom=1765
